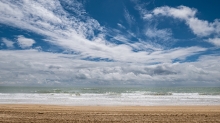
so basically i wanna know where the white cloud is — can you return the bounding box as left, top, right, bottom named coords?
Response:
left=213, top=19, right=220, bottom=34
left=2, top=38, right=14, bottom=48
left=145, top=27, right=172, bottom=40
left=207, top=38, right=220, bottom=47
left=153, top=6, right=196, bottom=20
left=0, top=1, right=126, bottom=60
left=0, top=1, right=24, bottom=20
left=0, top=50, right=219, bottom=86
left=148, top=46, right=206, bottom=63
left=17, top=35, right=35, bottom=48
left=187, top=18, right=214, bottom=37
left=143, top=14, right=153, bottom=19
left=152, top=6, right=218, bottom=37
left=0, top=0, right=108, bottom=55
left=133, top=4, right=220, bottom=47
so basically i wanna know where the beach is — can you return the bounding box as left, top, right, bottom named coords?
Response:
left=1, top=105, right=220, bottom=123
left=1, top=86, right=220, bottom=122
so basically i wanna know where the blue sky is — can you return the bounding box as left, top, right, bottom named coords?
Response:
left=0, top=0, right=220, bottom=86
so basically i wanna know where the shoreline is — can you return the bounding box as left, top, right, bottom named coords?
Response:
left=1, top=104, right=220, bottom=123
left=1, top=103, right=220, bottom=106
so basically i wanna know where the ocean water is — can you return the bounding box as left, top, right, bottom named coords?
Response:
left=0, top=86, right=220, bottom=106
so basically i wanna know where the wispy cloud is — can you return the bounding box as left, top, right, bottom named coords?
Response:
left=124, top=8, right=135, bottom=27
left=145, top=27, right=172, bottom=41
left=132, top=0, right=152, bottom=20
left=207, top=38, right=220, bottom=47
left=117, top=23, right=126, bottom=29
left=2, top=38, right=14, bottom=48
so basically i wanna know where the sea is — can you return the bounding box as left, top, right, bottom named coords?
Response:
left=0, top=86, right=220, bottom=106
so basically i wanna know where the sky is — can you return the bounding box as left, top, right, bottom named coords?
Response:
left=0, top=0, right=220, bottom=86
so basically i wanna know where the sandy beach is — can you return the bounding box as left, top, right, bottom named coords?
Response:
left=0, top=105, right=220, bottom=123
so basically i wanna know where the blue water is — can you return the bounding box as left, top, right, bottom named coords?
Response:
left=0, top=86, right=220, bottom=106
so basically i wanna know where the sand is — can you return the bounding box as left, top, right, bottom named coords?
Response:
left=0, top=104, right=220, bottom=123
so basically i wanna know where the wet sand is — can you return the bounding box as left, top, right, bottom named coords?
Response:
left=0, top=104, right=220, bottom=123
